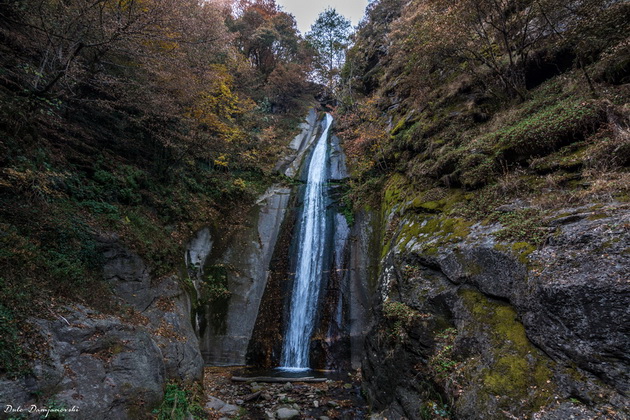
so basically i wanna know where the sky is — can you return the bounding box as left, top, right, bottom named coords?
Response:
left=275, top=0, right=370, bottom=34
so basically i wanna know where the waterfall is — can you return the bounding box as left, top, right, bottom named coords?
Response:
left=280, top=113, right=334, bottom=370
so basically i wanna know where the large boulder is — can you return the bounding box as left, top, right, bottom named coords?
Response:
left=0, top=306, right=164, bottom=419
left=0, top=238, right=204, bottom=419
left=101, top=239, right=204, bottom=383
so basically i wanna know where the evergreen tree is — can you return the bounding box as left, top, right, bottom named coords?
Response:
left=306, top=8, right=352, bottom=89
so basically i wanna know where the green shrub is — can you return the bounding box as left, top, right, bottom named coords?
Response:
left=153, top=383, right=204, bottom=420
left=200, top=273, right=231, bottom=303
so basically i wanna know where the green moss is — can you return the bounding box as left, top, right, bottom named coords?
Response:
left=511, top=242, right=537, bottom=264
left=390, top=115, right=417, bottom=136
left=397, top=214, right=471, bottom=254
left=459, top=289, right=555, bottom=411
left=413, top=199, right=441, bottom=211
left=110, top=343, right=125, bottom=356
left=410, top=189, right=466, bottom=213
left=483, top=355, right=529, bottom=396
left=382, top=173, right=408, bottom=214
left=493, top=305, right=531, bottom=349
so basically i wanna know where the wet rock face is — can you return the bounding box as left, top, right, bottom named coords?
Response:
left=275, top=108, right=319, bottom=177
left=199, top=184, right=292, bottom=366
left=186, top=228, right=213, bottom=275
left=362, top=206, right=630, bottom=419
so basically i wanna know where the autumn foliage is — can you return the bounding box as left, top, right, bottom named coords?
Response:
left=0, top=0, right=314, bottom=174
left=338, top=0, right=629, bottom=212
left=0, top=0, right=316, bottom=360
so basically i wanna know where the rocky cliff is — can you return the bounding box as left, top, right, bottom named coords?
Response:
left=362, top=190, right=629, bottom=419
left=337, top=1, right=630, bottom=418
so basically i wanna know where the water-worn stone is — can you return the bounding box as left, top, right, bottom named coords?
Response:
left=275, top=108, right=319, bottom=177
left=250, top=382, right=265, bottom=393
left=200, top=184, right=292, bottom=365
left=276, top=407, right=300, bottom=419
left=220, top=403, right=240, bottom=415
left=185, top=228, right=213, bottom=276
left=206, top=396, right=227, bottom=410
left=205, top=396, right=241, bottom=415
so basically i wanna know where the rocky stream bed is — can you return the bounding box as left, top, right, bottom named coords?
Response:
left=203, top=367, right=368, bottom=420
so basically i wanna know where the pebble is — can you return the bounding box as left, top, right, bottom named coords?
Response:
left=276, top=407, right=300, bottom=419
left=251, top=383, right=265, bottom=393
left=206, top=396, right=227, bottom=411
left=204, top=368, right=367, bottom=419
left=219, top=403, right=240, bottom=415
left=206, top=396, right=241, bottom=416
left=282, top=382, right=294, bottom=391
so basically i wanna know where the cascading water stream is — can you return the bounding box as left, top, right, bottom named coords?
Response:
left=280, top=113, right=334, bottom=371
